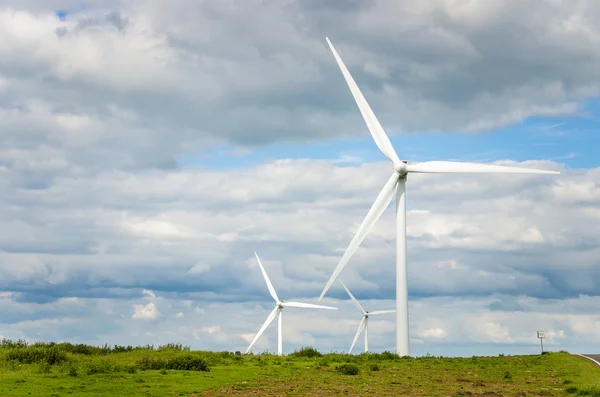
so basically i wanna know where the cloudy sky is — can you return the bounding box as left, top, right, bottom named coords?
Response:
left=1, top=0, right=599, bottom=357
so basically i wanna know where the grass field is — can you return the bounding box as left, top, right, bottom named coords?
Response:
left=0, top=340, right=599, bottom=396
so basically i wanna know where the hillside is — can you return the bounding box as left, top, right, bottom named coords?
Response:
left=0, top=340, right=598, bottom=396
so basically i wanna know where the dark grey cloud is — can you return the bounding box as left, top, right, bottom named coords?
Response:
left=2, top=0, right=600, bottom=178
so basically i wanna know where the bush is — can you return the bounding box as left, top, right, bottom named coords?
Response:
left=158, top=343, right=190, bottom=351
left=336, top=363, right=360, bottom=375
left=113, top=345, right=134, bottom=353
left=370, top=363, right=381, bottom=371
left=6, top=346, right=68, bottom=365
left=379, top=351, right=399, bottom=360
left=36, top=362, right=52, bottom=374
left=136, top=355, right=210, bottom=372
left=289, top=346, right=322, bottom=358
left=83, top=360, right=114, bottom=375
left=67, top=365, right=78, bottom=377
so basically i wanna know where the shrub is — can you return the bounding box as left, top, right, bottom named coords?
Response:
left=112, top=345, right=134, bottom=353
left=370, top=363, right=381, bottom=371
left=85, top=360, right=116, bottom=375
left=36, top=362, right=52, bottom=374
left=158, top=343, right=190, bottom=351
left=67, top=365, right=78, bottom=377
left=289, top=346, right=322, bottom=358
left=136, top=355, right=210, bottom=372
left=0, top=339, right=29, bottom=349
left=6, top=346, right=68, bottom=365
left=379, top=351, right=399, bottom=360
left=336, top=363, right=360, bottom=375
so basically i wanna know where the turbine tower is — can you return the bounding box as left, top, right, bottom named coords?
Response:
left=340, top=280, right=395, bottom=354
left=318, top=38, right=560, bottom=357
left=246, top=252, right=337, bottom=356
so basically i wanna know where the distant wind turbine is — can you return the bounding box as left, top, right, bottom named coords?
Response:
left=246, top=252, right=337, bottom=356
left=340, top=280, right=394, bottom=354
left=318, top=37, right=560, bottom=357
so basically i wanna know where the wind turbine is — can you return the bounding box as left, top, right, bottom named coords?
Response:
left=318, top=37, right=560, bottom=357
left=340, top=280, right=395, bottom=354
left=246, top=252, right=337, bottom=356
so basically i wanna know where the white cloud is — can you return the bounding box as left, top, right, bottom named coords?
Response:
left=202, top=325, right=220, bottom=334
left=132, top=302, right=160, bottom=320
left=421, top=328, right=448, bottom=339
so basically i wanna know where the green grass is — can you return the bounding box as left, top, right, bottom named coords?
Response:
left=0, top=339, right=599, bottom=396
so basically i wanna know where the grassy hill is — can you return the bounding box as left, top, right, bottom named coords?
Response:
left=0, top=339, right=598, bottom=396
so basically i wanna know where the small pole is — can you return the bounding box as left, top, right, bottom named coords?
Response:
left=537, top=331, right=545, bottom=353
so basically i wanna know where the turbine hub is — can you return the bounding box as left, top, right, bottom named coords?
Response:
left=394, top=161, right=408, bottom=176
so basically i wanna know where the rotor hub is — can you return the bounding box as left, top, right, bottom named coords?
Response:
left=394, top=161, right=408, bottom=176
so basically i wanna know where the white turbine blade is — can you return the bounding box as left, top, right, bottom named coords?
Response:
left=282, top=301, right=338, bottom=310
left=245, top=306, right=279, bottom=354
left=254, top=252, right=279, bottom=303
left=407, top=161, right=559, bottom=175
left=319, top=172, right=400, bottom=300
left=339, top=279, right=365, bottom=315
left=368, top=309, right=396, bottom=316
left=349, top=316, right=366, bottom=354
left=326, top=37, right=401, bottom=166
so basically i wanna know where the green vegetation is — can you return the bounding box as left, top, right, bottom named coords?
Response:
left=0, top=339, right=598, bottom=396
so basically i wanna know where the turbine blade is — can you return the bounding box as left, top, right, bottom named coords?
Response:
left=368, top=309, right=396, bottom=316
left=255, top=252, right=279, bottom=303
left=282, top=301, right=338, bottom=310
left=407, top=161, right=559, bottom=175
left=319, top=172, right=400, bottom=300
left=326, top=37, right=401, bottom=166
left=339, top=279, right=365, bottom=315
left=245, top=306, right=279, bottom=354
left=349, top=316, right=366, bottom=354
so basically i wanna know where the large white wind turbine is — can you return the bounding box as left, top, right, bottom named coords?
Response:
left=246, top=252, right=337, bottom=356
left=340, top=280, right=395, bottom=354
left=318, top=38, right=560, bottom=357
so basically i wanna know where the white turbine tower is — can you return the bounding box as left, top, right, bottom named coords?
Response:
left=318, top=37, right=560, bottom=357
left=340, top=280, right=395, bottom=354
left=246, top=252, right=337, bottom=356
